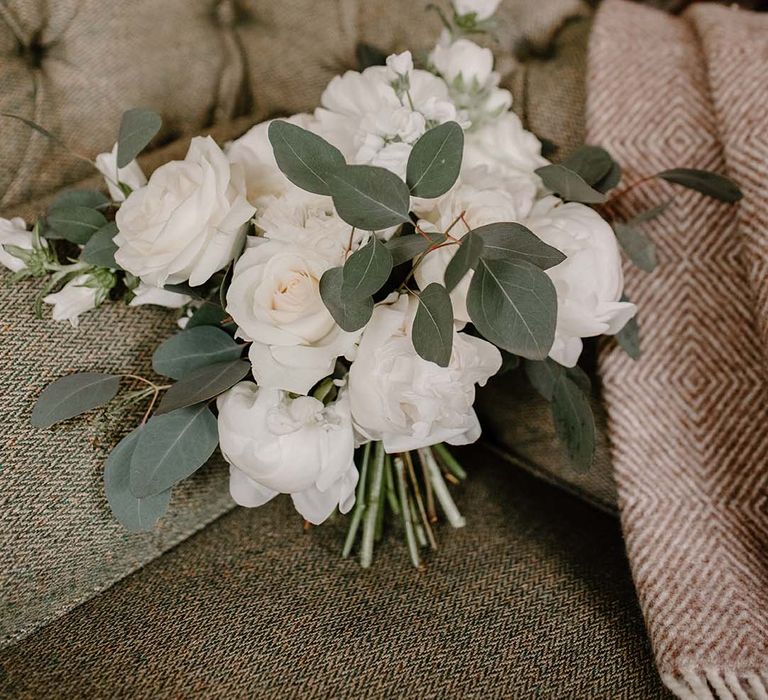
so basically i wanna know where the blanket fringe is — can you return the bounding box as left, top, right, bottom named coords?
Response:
left=663, top=669, right=768, bottom=700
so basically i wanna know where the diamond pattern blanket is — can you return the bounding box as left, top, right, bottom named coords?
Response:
left=587, top=2, right=768, bottom=697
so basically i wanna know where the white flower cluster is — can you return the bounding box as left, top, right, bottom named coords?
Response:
left=0, top=0, right=635, bottom=524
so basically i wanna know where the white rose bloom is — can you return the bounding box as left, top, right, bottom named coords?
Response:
left=218, top=382, right=358, bottom=524
left=524, top=196, right=637, bottom=366
left=463, top=112, right=548, bottom=181
left=226, top=113, right=316, bottom=206
left=414, top=167, right=538, bottom=323
left=129, top=281, right=191, bottom=309
left=226, top=238, right=359, bottom=395
left=114, top=136, right=255, bottom=288
left=0, top=217, right=33, bottom=273
left=43, top=274, right=100, bottom=327
left=94, top=143, right=147, bottom=202
left=315, top=65, right=457, bottom=178
left=385, top=50, right=413, bottom=80
left=453, top=0, right=502, bottom=20
left=431, top=38, right=494, bottom=86
left=348, top=295, right=502, bottom=453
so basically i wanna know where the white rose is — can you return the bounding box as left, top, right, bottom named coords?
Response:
left=414, top=167, right=537, bottom=322
left=114, top=136, right=255, bottom=288
left=453, top=0, right=501, bottom=20
left=0, top=217, right=33, bottom=273
left=129, top=281, right=191, bottom=309
left=217, top=382, right=358, bottom=524
left=431, top=38, right=494, bottom=86
left=226, top=238, right=359, bottom=395
left=43, top=274, right=101, bottom=327
left=227, top=113, right=315, bottom=206
left=386, top=50, right=413, bottom=80
left=463, top=112, right=548, bottom=181
left=94, top=143, right=147, bottom=202
left=348, top=294, right=502, bottom=453
left=524, top=196, right=637, bottom=366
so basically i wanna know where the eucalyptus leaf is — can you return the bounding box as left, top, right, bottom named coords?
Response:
left=50, top=189, right=110, bottom=211
left=117, top=108, right=162, bottom=168
left=129, top=404, right=219, bottom=498
left=616, top=308, right=641, bottom=360
left=327, top=165, right=411, bottom=230
left=561, top=145, right=614, bottom=186
left=104, top=427, right=171, bottom=532
left=268, top=120, right=346, bottom=195
left=444, top=231, right=483, bottom=292
left=474, top=222, right=565, bottom=269
left=613, top=222, right=657, bottom=273
left=319, top=266, right=374, bottom=331
left=385, top=231, right=444, bottom=266
left=187, top=302, right=231, bottom=330
left=524, top=358, right=565, bottom=401
left=657, top=168, right=742, bottom=203
left=406, top=121, right=464, bottom=198
left=467, top=258, right=557, bottom=360
left=594, top=161, right=622, bottom=193
left=152, top=326, right=243, bottom=380
left=535, top=164, right=606, bottom=204
left=628, top=202, right=670, bottom=225
left=81, top=222, right=120, bottom=268
left=156, top=359, right=250, bottom=415
left=162, top=282, right=206, bottom=300
left=31, top=372, right=121, bottom=428
left=566, top=365, right=592, bottom=394
left=412, top=283, right=454, bottom=367
left=342, top=237, right=393, bottom=298
left=356, top=42, right=388, bottom=70
left=552, top=376, right=595, bottom=473
left=46, top=206, right=108, bottom=245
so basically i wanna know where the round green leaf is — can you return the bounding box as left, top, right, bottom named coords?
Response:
left=444, top=231, right=483, bottom=292
left=268, top=120, right=346, bottom=195
left=342, top=237, right=393, bottom=298
left=656, top=168, right=742, bottom=203
left=467, top=258, right=557, bottom=360
left=412, top=284, right=454, bottom=367
left=50, top=189, right=110, bottom=211
left=524, top=358, right=565, bottom=401
left=535, top=164, right=606, bottom=204
left=615, top=301, right=641, bottom=360
left=31, top=372, right=121, bottom=428
left=81, top=222, right=120, bottom=269
left=129, top=404, right=219, bottom=498
left=104, top=427, right=171, bottom=532
left=152, top=326, right=243, bottom=380
left=117, top=108, right=162, bottom=168
left=406, top=121, right=464, bottom=198
left=561, top=145, right=614, bottom=186
left=552, top=376, right=595, bottom=473
left=319, top=266, right=374, bottom=332
left=474, top=222, right=565, bottom=269
left=327, top=165, right=411, bottom=231
left=155, top=359, right=250, bottom=415
left=46, top=206, right=108, bottom=245
left=613, top=223, right=657, bottom=273
left=186, top=302, right=232, bottom=330
left=385, top=231, right=444, bottom=266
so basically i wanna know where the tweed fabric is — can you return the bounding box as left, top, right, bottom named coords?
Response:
left=587, top=2, right=768, bottom=697
left=0, top=445, right=670, bottom=699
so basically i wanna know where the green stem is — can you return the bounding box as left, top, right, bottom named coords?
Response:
left=419, top=447, right=466, bottom=529
left=384, top=454, right=400, bottom=515
left=404, top=452, right=437, bottom=550
left=432, top=443, right=467, bottom=480
left=409, top=498, right=428, bottom=548
left=342, top=442, right=371, bottom=558
left=360, top=442, right=385, bottom=568
left=375, top=454, right=388, bottom=542
left=394, top=456, right=421, bottom=569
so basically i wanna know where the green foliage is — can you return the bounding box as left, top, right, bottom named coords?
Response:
left=657, top=168, right=742, bottom=203
left=31, top=372, right=121, bottom=428
left=342, top=237, right=393, bottom=298
left=406, top=121, right=464, bottom=198
left=156, top=359, right=250, bottom=414
left=186, top=302, right=231, bottom=330
left=613, top=222, right=657, bottom=273
left=117, top=108, right=162, bottom=168
left=411, top=283, right=454, bottom=367
left=81, top=222, right=120, bottom=269
left=474, top=222, right=565, bottom=268
left=45, top=206, right=107, bottom=245
left=356, top=42, right=387, bottom=70
left=444, top=231, right=483, bottom=292
left=104, top=427, right=171, bottom=532
left=319, top=267, right=374, bottom=331
left=152, top=326, right=242, bottom=380
left=50, top=189, right=110, bottom=211
left=535, top=164, right=606, bottom=204
left=467, top=258, right=557, bottom=360
left=327, top=165, right=411, bottom=230
left=268, top=120, right=346, bottom=196
left=616, top=299, right=641, bottom=359
left=385, top=231, right=444, bottom=266
left=129, top=404, right=219, bottom=498
left=561, top=145, right=614, bottom=186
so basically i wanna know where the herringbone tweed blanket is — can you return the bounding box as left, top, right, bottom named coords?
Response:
left=588, top=1, right=768, bottom=697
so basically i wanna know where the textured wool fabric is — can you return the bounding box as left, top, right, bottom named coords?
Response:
left=0, top=445, right=670, bottom=699
left=588, top=2, right=768, bottom=697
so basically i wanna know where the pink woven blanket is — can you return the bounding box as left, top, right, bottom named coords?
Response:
left=588, top=1, right=768, bottom=697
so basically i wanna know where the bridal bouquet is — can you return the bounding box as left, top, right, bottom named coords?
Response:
left=1, top=0, right=740, bottom=568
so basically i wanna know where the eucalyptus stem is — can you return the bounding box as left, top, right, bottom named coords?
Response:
left=409, top=498, right=428, bottom=548
left=342, top=442, right=371, bottom=558
left=419, top=447, right=466, bottom=529
left=432, top=443, right=467, bottom=480
left=384, top=454, right=400, bottom=515
left=394, top=456, right=421, bottom=568
left=360, top=442, right=385, bottom=568
left=375, top=454, right=388, bottom=542
left=404, top=451, right=437, bottom=550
